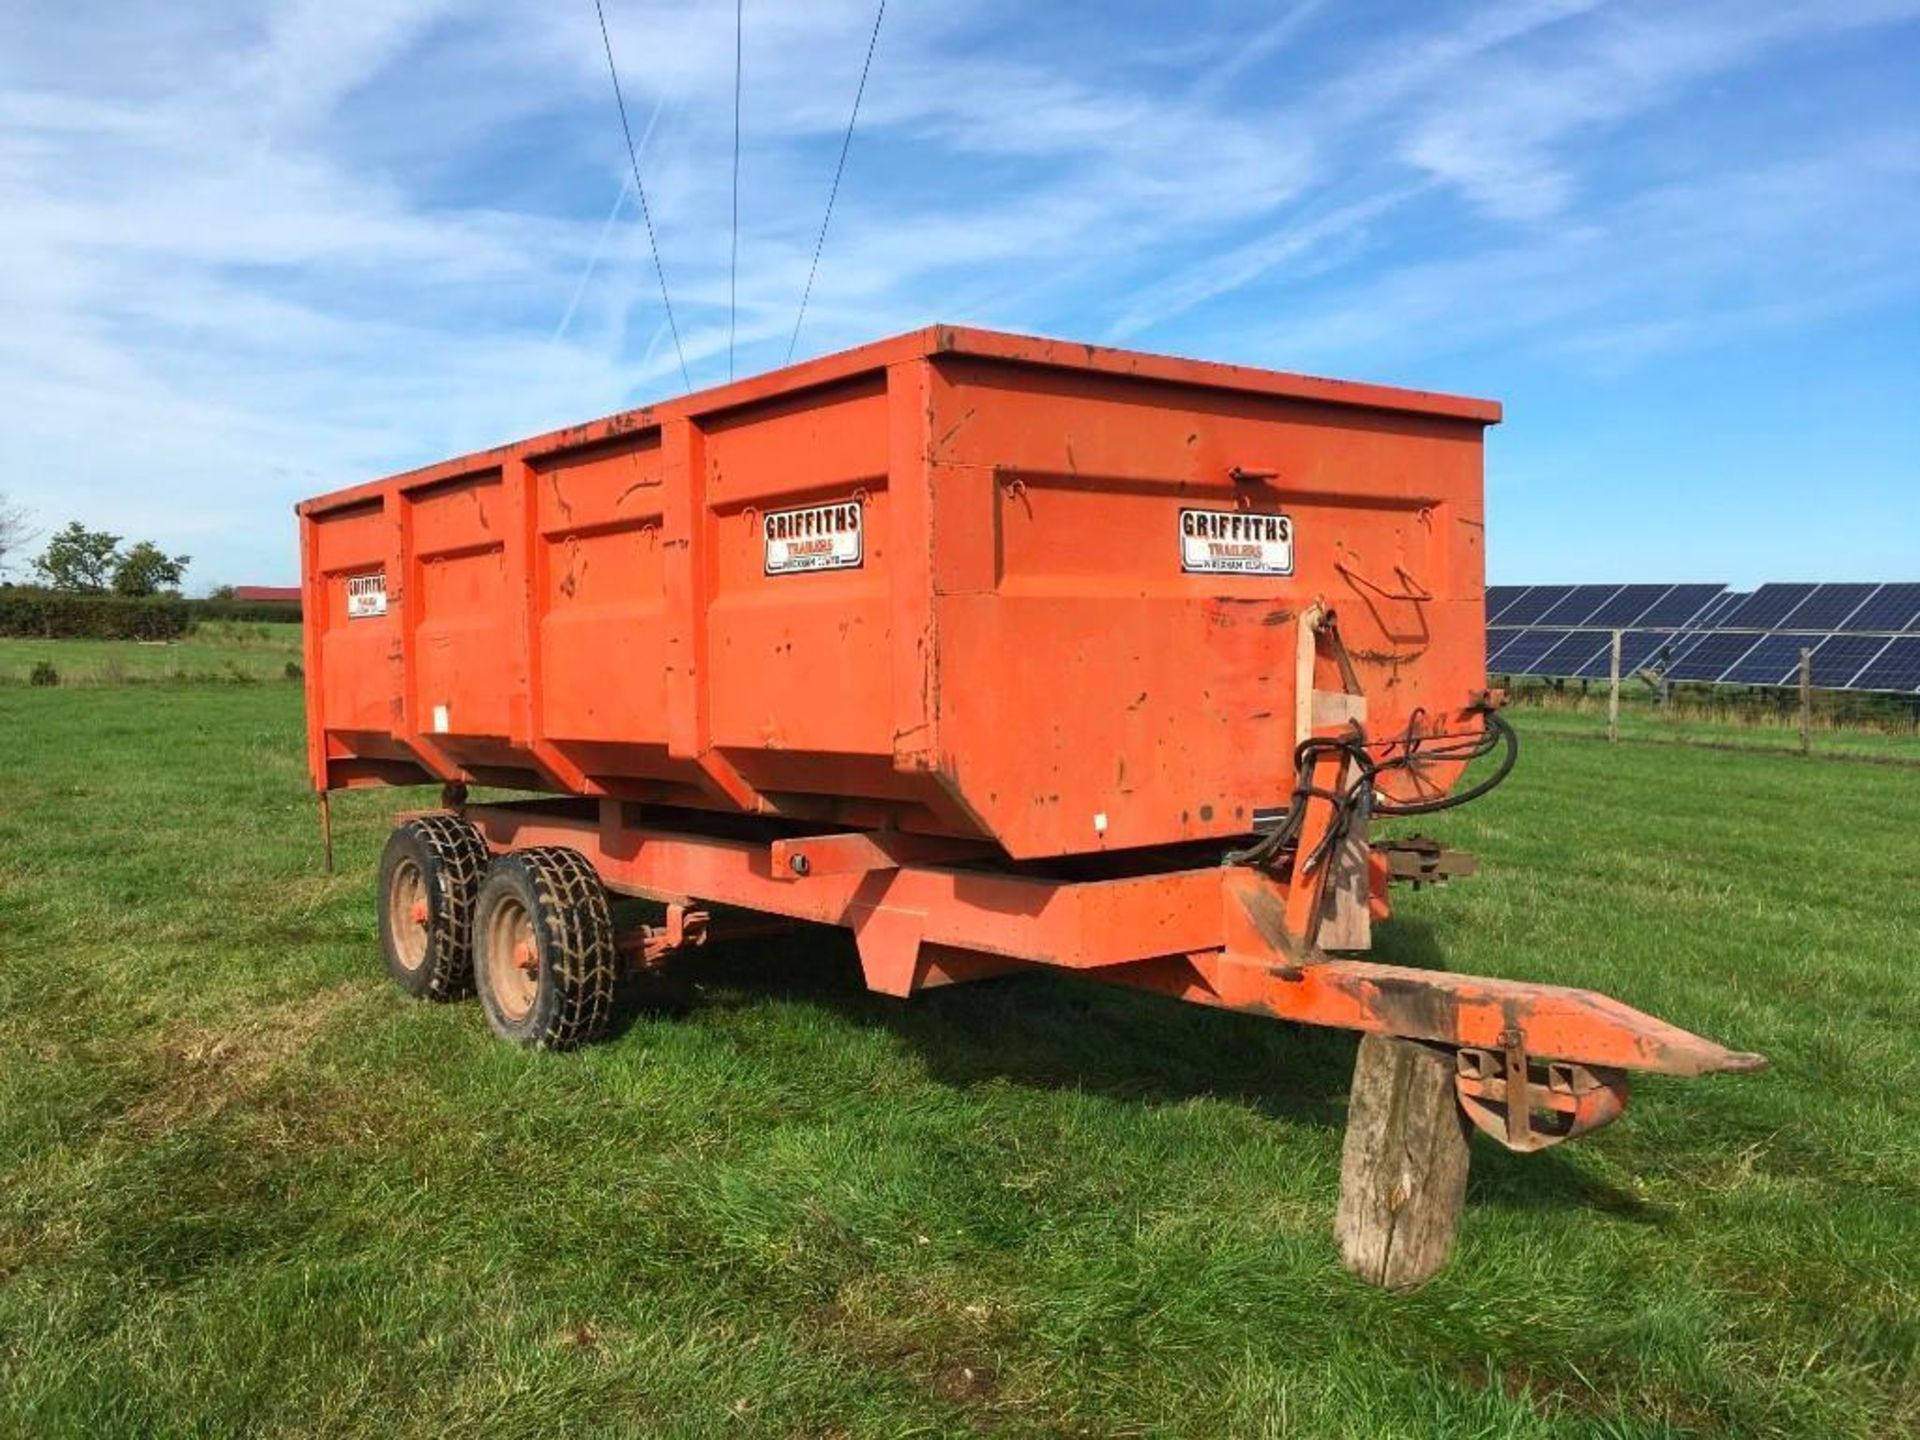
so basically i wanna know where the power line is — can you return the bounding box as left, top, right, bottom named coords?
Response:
left=729, top=0, right=742, bottom=381
left=786, top=0, right=886, bottom=365
left=592, top=0, right=693, bottom=394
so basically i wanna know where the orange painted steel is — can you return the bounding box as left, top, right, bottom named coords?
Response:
left=299, top=324, right=1497, bottom=860
left=453, top=796, right=1763, bottom=1082
left=304, top=325, right=1763, bottom=1150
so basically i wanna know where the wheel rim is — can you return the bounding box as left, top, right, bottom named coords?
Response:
left=388, top=858, right=429, bottom=971
left=485, top=895, right=540, bottom=1022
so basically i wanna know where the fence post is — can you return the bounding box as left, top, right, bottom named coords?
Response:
left=1798, top=648, right=1813, bottom=756
left=1607, top=629, right=1623, bottom=744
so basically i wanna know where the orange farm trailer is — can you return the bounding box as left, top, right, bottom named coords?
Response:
left=299, top=326, right=1761, bottom=1286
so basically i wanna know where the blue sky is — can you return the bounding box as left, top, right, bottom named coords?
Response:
left=1, top=0, right=1916, bottom=588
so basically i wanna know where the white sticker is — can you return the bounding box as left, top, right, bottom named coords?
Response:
left=1179, top=508, right=1294, bottom=576
left=432, top=704, right=450, bottom=734
left=346, top=572, right=388, bottom=618
left=763, top=499, right=863, bottom=575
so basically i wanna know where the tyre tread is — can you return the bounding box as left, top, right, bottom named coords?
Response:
left=474, top=846, right=617, bottom=1050
left=379, top=813, right=490, bottom=1001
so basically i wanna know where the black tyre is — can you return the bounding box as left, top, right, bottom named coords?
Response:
left=377, top=814, right=491, bottom=1001
left=472, top=847, right=618, bottom=1050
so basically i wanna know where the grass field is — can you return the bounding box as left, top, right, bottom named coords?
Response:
left=1, top=678, right=1916, bottom=1437
left=1505, top=691, right=1920, bottom=765
left=1508, top=702, right=1920, bottom=764
left=0, top=622, right=303, bottom=687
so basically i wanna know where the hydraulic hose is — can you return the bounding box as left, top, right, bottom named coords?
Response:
left=1224, top=706, right=1518, bottom=870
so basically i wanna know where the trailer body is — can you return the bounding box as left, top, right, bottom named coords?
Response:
left=300, top=325, right=1495, bottom=859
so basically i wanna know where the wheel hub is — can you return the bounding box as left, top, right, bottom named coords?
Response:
left=387, top=858, right=429, bottom=972
left=484, top=896, right=540, bottom=1022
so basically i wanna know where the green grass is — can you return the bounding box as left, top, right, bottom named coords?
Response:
left=1, top=684, right=1915, bottom=1438
left=1509, top=702, right=1920, bottom=764
left=0, top=621, right=303, bottom=686
left=1502, top=684, right=1920, bottom=764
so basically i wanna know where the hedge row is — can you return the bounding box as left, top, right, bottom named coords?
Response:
left=0, top=587, right=192, bottom=640
left=190, top=598, right=303, bottom=623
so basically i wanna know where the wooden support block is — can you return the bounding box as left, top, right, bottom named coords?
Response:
left=1316, top=821, right=1371, bottom=951
left=1284, top=688, right=1369, bottom=948
left=1335, top=1033, right=1472, bottom=1290
left=1313, top=690, right=1369, bottom=952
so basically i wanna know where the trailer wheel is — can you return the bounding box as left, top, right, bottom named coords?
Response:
left=472, top=847, right=618, bottom=1050
left=377, top=814, right=491, bottom=1001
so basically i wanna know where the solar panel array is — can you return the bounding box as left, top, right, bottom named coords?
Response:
left=1485, top=582, right=1920, bottom=695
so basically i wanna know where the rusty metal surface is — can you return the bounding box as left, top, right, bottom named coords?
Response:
left=1454, top=1046, right=1629, bottom=1152
left=615, top=905, right=794, bottom=967
left=1103, top=949, right=1766, bottom=1078
left=1377, top=836, right=1477, bottom=885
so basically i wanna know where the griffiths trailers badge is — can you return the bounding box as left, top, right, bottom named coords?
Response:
left=1179, top=508, right=1294, bottom=575
left=764, top=500, right=864, bottom=575
left=346, top=572, right=388, bottom=618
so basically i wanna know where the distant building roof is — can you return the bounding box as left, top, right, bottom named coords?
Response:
left=233, top=585, right=301, bottom=603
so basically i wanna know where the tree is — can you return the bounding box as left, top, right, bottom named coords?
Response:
left=0, top=494, right=36, bottom=580
left=33, top=522, right=122, bottom=592
left=112, top=541, right=192, bottom=597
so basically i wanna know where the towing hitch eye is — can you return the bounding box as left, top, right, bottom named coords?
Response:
left=1453, top=1039, right=1629, bottom=1152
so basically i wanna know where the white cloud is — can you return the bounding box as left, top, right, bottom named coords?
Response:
left=1249, top=134, right=1920, bottom=369
left=1398, top=0, right=1920, bottom=221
